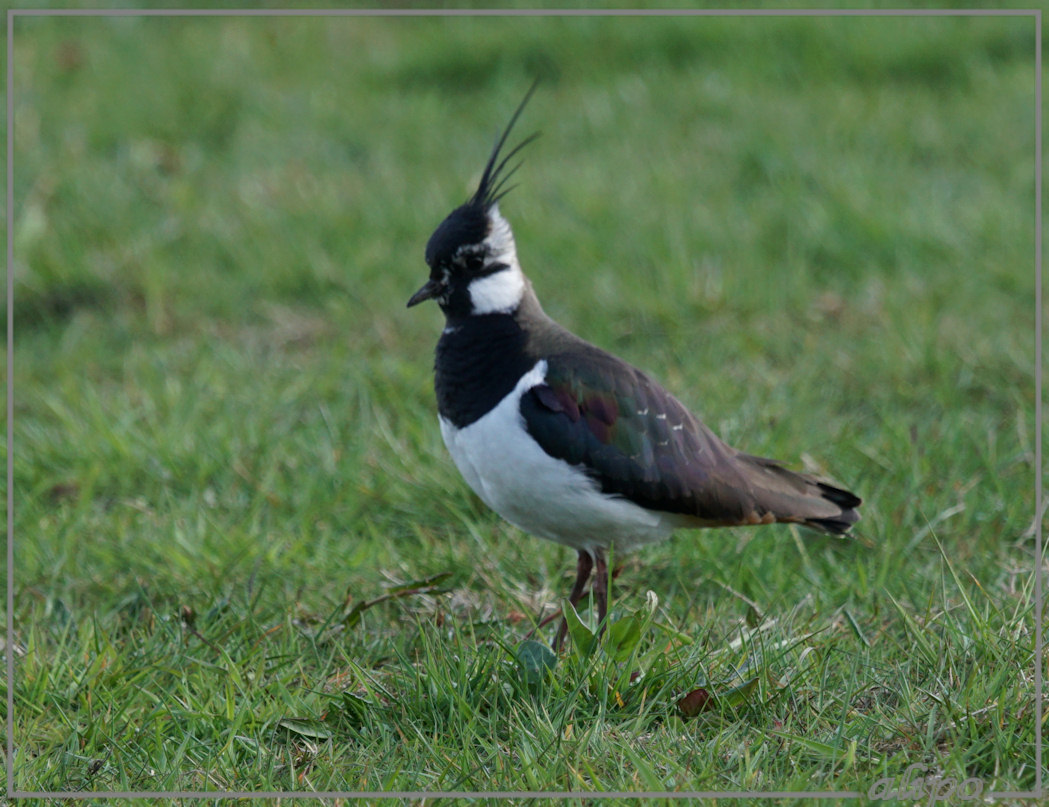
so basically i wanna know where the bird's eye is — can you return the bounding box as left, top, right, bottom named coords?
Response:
left=465, top=253, right=485, bottom=274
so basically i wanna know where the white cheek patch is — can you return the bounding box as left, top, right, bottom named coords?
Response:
left=468, top=204, right=526, bottom=314
left=468, top=266, right=525, bottom=314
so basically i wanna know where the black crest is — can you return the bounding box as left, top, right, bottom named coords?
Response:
left=425, top=81, right=541, bottom=269
left=469, top=79, right=542, bottom=211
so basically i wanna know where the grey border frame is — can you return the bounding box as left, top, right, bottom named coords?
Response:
left=4, top=7, right=1043, bottom=801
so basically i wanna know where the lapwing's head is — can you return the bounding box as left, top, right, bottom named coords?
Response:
left=408, top=83, right=539, bottom=319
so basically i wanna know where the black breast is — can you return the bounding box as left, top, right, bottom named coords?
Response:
left=434, top=314, right=537, bottom=429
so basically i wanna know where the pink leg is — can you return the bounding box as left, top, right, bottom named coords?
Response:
left=593, top=547, right=609, bottom=634
left=553, top=550, right=594, bottom=651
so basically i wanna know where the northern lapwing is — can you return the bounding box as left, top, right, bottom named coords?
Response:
left=408, top=85, right=861, bottom=649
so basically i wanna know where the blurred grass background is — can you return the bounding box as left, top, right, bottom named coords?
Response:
left=6, top=11, right=1041, bottom=796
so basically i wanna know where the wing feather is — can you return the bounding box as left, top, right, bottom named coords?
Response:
left=520, top=351, right=748, bottom=520
left=519, top=348, right=860, bottom=533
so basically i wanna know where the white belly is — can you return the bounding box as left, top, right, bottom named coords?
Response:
left=439, top=361, right=678, bottom=554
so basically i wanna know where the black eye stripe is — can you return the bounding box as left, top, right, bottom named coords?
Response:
left=451, top=253, right=506, bottom=278
left=478, top=261, right=509, bottom=277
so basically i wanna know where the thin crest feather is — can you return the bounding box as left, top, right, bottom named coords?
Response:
left=469, top=80, right=541, bottom=209
left=486, top=134, right=540, bottom=205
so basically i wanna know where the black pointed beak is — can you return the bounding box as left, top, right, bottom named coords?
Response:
left=407, top=277, right=443, bottom=308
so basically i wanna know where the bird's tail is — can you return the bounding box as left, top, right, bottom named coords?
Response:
left=738, top=454, right=861, bottom=536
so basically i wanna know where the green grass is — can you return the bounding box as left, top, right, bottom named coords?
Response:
left=7, top=12, right=1041, bottom=799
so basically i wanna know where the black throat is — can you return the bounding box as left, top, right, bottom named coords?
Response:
left=434, top=311, right=536, bottom=429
